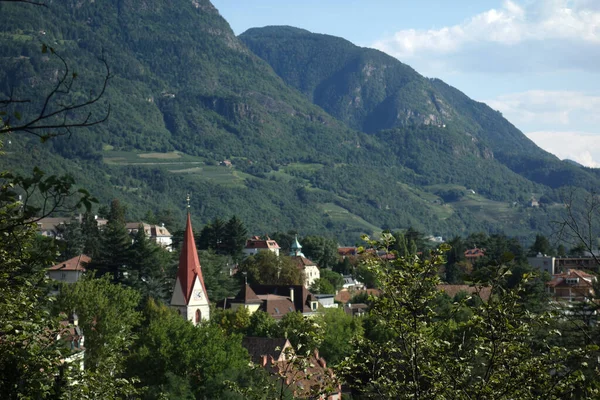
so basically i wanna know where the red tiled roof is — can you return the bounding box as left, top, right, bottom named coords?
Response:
left=176, top=213, right=207, bottom=303
left=335, top=288, right=381, bottom=304
left=464, top=248, right=485, bottom=258
left=338, top=247, right=357, bottom=256
left=546, top=269, right=595, bottom=288
left=245, top=237, right=281, bottom=249
left=49, top=255, right=90, bottom=272
left=437, top=284, right=492, bottom=301
left=291, top=256, right=316, bottom=267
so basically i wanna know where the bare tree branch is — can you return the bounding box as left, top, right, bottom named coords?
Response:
left=0, top=49, right=111, bottom=141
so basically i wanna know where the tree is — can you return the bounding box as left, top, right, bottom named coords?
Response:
left=127, top=299, right=253, bottom=399
left=56, top=275, right=142, bottom=373
left=300, top=235, right=339, bottom=269
left=309, top=278, right=335, bottom=294
left=556, top=188, right=600, bottom=266
left=88, top=199, right=132, bottom=282
left=319, top=268, right=344, bottom=291
left=238, top=251, right=304, bottom=286
left=197, top=217, right=226, bottom=253
left=197, top=250, right=238, bottom=302
left=246, top=310, right=278, bottom=337
left=339, top=233, right=596, bottom=399
left=127, top=225, right=175, bottom=302
left=528, top=234, right=554, bottom=257
left=317, top=307, right=363, bottom=366
left=56, top=217, right=84, bottom=259
left=1, top=42, right=110, bottom=141
left=223, top=215, right=248, bottom=260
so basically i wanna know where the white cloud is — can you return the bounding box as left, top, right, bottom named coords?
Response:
left=484, top=90, right=600, bottom=127
left=372, top=0, right=600, bottom=74
left=526, top=131, right=600, bottom=167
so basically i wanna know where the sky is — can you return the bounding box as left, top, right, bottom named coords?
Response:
left=212, top=0, right=600, bottom=168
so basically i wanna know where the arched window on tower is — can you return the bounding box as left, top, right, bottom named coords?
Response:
left=195, top=309, right=201, bottom=324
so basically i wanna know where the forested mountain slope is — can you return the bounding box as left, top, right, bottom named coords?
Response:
left=240, top=26, right=600, bottom=190
left=0, top=1, right=592, bottom=242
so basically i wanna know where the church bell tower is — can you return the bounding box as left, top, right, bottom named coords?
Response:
left=170, top=196, right=210, bottom=324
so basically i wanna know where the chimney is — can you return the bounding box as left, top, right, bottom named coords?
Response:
left=289, top=287, right=294, bottom=303
left=69, top=312, right=79, bottom=326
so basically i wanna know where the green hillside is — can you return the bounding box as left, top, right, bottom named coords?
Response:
left=0, top=2, right=591, bottom=243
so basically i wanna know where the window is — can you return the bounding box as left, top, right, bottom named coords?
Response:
left=195, top=309, right=202, bottom=324
left=311, top=302, right=318, bottom=310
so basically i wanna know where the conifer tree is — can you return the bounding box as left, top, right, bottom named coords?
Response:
left=223, top=215, right=248, bottom=260
left=88, top=200, right=132, bottom=282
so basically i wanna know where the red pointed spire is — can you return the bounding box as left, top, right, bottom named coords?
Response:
left=177, top=212, right=207, bottom=304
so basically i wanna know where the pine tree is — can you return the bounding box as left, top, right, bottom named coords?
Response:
left=223, top=215, right=248, bottom=260
left=88, top=200, right=132, bottom=282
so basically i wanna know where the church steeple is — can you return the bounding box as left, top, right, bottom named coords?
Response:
left=290, top=234, right=305, bottom=257
left=170, top=196, right=210, bottom=324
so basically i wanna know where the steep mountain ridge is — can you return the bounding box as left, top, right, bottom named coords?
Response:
left=240, top=26, right=600, bottom=190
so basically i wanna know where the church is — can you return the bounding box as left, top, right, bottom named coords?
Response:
left=170, top=204, right=210, bottom=325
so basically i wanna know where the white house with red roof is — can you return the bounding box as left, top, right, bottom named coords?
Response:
left=243, top=236, right=281, bottom=257
left=48, top=254, right=90, bottom=283
left=546, top=269, right=596, bottom=302
left=170, top=210, right=210, bottom=325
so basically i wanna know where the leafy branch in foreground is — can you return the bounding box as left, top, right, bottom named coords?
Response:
left=0, top=46, right=111, bottom=141
left=338, top=233, right=598, bottom=399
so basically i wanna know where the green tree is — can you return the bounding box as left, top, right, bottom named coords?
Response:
left=223, top=215, right=248, bottom=260
left=238, top=251, right=304, bottom=286
left=127, top=299, right=253, bottom=399
left=197, top=217, right=226, bottom=253
left=309, top=277, right=335, bottom=294
left=246, top=310, right=278, bottom=337
left=528, top=234, right=554, bottom=257
left=56, top=275, right=142, bottom=372
left=88, top=199, right=132, bottom=281
left=300, top=235, right=339, bottom=269
left=340, top=234, right=595, bottom=399
left=317, top=307, right=363, bottom=366
left=198, top=250, right=239, bottom=302
left=127, top=225, right=174, bottom=302
left=319, top=268, right=344, bottom=291
left=81, top=211, right=101, bottom=258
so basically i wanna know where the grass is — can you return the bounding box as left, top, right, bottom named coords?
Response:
left=319, top=202, right=382, bottom=236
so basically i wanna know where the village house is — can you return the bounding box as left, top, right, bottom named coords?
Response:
left=241, top=337, right=341, bottom=400
left=546, top=269, right=596, bottom=302
left=36, top=215, right=108, bottom=239
left=221, top=284, right=320, bottom=319
left=48, top=254, right=90, bottom=283
left=289, top=235, right=320, bottom=288
left=57, top=313, right=85, bottom=374
left=243, top=236, right=281, bottom=257
left=464, top=248, right=485, bottom=265
left=125, top=222, right=173, bottom=251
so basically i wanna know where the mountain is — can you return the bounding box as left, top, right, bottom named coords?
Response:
left=0, top=2, right=592, bottom=243
left=240, top=26, right=600, bottom=191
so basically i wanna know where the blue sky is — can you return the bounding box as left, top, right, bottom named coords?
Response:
left=212, top=0, right=600, bottom=167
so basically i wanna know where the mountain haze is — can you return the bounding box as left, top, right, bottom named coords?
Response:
left=0, top=2, right=595, bottom=242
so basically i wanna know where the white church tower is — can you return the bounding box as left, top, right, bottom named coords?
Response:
left=170, top=198, right=210, bottom=324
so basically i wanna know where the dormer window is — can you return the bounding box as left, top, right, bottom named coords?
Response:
left=566, top=278, right=580, bottom=285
